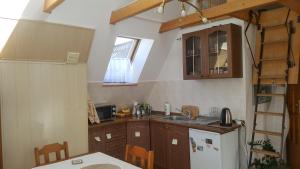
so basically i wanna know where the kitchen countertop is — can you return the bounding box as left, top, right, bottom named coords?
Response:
left=89, top=111, right=240, bottom=134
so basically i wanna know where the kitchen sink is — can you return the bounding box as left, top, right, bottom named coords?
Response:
left=163, top=115, right=190, bottom=121
left=162, top=115, right=219, bottom=125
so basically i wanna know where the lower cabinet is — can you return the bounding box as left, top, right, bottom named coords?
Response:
left=166, top=125, right=190, bottom=169
left=89, top=120, right=190, bottom=169
left=88, top=122, right=126, bottom=160
left=127, top=120, right=150, bottom=150
left=150, top=121, right=190, bottom=169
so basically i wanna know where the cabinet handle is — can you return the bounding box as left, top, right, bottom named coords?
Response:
left=106, top=133, right=112, bottom=140
left=172, top=138, right=178, bottom=145
left=134, top=131, right=141, bottom=138
left=94, top=136, right=101, bottom=142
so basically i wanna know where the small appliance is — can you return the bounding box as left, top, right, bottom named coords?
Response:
left=220, top=107, right=233, bottom=126
left=95, top=105, right=116, bottom=122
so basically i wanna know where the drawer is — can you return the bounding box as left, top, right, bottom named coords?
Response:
left=104, top=123, right=126, bottom=142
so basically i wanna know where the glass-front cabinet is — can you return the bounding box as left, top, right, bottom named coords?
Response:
left=182, top=24, right=242, bottom=79
left=182, top=32, right=204, bottom=79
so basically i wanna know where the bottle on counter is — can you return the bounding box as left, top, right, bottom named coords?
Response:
left=164, top=102, right=171, bottom=116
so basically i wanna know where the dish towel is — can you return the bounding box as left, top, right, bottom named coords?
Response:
left=88, top=97, right=100, bottom=124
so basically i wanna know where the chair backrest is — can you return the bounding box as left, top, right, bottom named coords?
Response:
left=34, top=141, right=69, bottom=166
left=125, top=144, right=154, bottom=169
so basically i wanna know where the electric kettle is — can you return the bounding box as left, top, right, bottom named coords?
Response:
left=220, top=107, right=233, bottom=126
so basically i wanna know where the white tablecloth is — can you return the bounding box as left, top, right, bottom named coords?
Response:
left=32, top=152, right=141, bottom=169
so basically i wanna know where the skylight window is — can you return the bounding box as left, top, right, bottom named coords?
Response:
left=103, top=36, right=140, bottom=84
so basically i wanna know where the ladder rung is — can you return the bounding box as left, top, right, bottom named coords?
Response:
left=264, top=24, right=286, bottom=30
left=260, top=57, right=286, bottom=62
left=262, top=40, right=288, bottom=45
left=256, top=111, right=283, bottom=117
left=251, top=149, right=280, bottom=158
left=259, top=75, right=286, bottom=79
left=254, top=130, right=282, bottom=136
left=257, top=93, right=285, bottom=97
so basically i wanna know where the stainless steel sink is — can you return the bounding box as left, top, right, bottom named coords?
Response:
left=162, top=115, right=219, bottom=125
left=163, top=115, right=190, bottom=121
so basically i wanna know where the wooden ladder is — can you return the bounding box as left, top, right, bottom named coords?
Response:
left=248, top=20, right=295, bottom=167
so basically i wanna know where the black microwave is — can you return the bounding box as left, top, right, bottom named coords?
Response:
left=96, top=105, right=116, bottom=122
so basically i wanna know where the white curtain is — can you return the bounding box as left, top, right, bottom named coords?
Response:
left=104, top=57, right=133, bottom=83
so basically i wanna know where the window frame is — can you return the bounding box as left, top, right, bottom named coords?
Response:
left=117, top=36, right=140, bottom=63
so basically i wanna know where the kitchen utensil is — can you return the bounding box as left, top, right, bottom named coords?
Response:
left=220, top=107, right=232, bottom=126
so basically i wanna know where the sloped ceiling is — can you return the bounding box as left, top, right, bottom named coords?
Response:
left=0, top=0, right=181, bottom=82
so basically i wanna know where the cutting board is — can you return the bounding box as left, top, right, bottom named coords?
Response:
left=181, top=105, right=199, bottom=119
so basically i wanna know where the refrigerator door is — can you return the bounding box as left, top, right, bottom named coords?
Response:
left=189, top=129, right=222, bottom=169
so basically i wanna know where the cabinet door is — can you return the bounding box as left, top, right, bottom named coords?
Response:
left=206, top=25, right=232, bottom=78
left=88, top=126, right=106, bottom=153
left=167, top=125, right=190, bottom=169
left=127, top=121, right=150, bottom=150
left=150, top=121, right=167, bottom=169
left=183, top=32, right=204, bottom=79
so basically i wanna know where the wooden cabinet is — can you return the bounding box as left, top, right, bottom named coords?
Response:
left=127, top=121, right=150, bottom=150
left=150, top=121, right=190, bottom=169
left=88, top=122, right=126, bottom=160
left=150, top=121, right=168, bottom=169
left=183, top=23, right=242, bottom=79
left=166, top=125, right=190, bottom=169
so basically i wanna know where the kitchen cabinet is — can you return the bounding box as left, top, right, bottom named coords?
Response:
left=127, top=121, right=150, bottom=150
left=150, top=121, right=190, bottom=169
left=150, top=121, right=168, bottom=169
left=88, top=122, right=126, bottom=160
left=182, top=23, right=242, bottom=79
left=166, top=125, right=190, bottom=169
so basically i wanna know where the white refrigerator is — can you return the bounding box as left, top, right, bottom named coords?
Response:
left=189, top=128, right=239, bottom=169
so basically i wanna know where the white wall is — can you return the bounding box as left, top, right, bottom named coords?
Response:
left=0, top=62, right=88, bottom=169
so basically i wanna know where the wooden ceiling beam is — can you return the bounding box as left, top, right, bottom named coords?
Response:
left=43, top=0, right=65, bottom=13
left=278, top=0, right=300, bottom=14
left=110, top=0, right=171, bottom=24
left=159, top=0, right=279, bottom=33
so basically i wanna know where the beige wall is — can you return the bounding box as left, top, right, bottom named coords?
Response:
left=0, top=62, right=88, bottom=169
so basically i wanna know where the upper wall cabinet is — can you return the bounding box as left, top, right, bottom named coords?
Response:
left=182, top=24, right=242, bottom=79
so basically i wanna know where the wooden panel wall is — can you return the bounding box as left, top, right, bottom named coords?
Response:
left=0, top=19, right=95, bottom=63
left=0, top=62, right=88, bottom=169
left=253, top=7, right=300, bottom=84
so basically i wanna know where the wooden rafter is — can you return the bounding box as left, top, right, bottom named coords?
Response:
left=110, top=0, right=171, bottom=24
left=159, top=0, right=279, bottom=33
left=43, top=0, right=65, bottom=13
left=278, top=0, right=300, bottom=14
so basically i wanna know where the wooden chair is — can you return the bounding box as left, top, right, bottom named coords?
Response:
left=125, top=144, right=154, bottom=169
left=34, top=141, right=69, bottom=166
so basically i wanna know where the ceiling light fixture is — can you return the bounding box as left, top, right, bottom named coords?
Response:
left=157, top=0, right=208, bottom=23
left=157, top=0, right=166, bottom=14
left=180, top=2, right=187, bottom=17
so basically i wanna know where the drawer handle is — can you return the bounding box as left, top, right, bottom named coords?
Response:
left=172, top=138, right=178, bottom=145
left=94, top=136, right=101, bottom=142
left=134, top=131, right=141, bottom=138
left=106, top=133, right=112, bottom=140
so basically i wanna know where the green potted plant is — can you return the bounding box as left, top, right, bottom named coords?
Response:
left=248, top=139, right=290, bottom=169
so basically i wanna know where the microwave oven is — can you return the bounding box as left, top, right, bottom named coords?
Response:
left=95, top=105, right=116, bottom=122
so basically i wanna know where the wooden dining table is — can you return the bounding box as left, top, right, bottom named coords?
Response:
left=32, top=152, right=141, bottom=169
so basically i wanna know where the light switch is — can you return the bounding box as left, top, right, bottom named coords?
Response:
left=135, top=131, right=141, bottom=137
left=106, top=133, right=112, bottom=139
left=172, top=138, right=178, bottom=145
